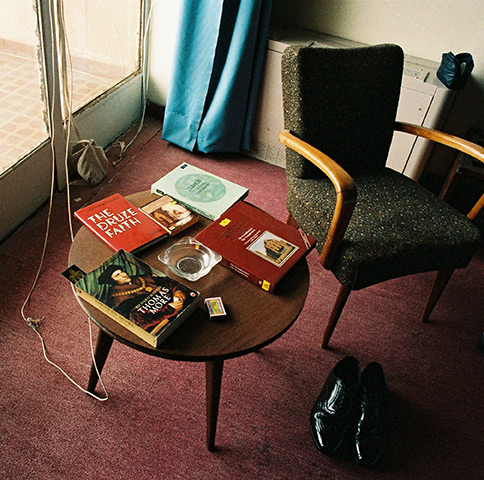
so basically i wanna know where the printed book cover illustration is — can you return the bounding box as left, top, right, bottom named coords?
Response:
left=73, top=250, right=200, bottom=348
left=74, top=193, right=170, bottom=253
left=150, top=162, right=249, bottom=221
left=140, top=194, right=199, bottom=236
left=194, top=201, right=316, bottom=292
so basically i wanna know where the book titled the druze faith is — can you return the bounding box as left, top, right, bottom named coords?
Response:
left=72, top=250, right=200, bottom=348
left=194, top=201, right=317, bottom=293
left=151, top=163, right=249, bottom=221
left=74, top=193, right=170, bottom=253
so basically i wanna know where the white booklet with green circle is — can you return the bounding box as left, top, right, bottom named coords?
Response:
left=151, top=163, right=249, bottom=221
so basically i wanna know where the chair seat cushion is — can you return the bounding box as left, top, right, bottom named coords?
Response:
left=287, top=168, right=482, bottom=290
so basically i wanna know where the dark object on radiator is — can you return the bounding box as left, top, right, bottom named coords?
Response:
left=437, top=52, right=474, bottom=90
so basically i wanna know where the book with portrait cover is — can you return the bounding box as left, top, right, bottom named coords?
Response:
left=73, top=250, right=200, bottom=347
left=74, top=193, right=170, bottom=253
left=150, top=163, right=249, bottom=221
left=194, top=201, right=316, bottom=293
left=140, top=194, right=199, bottom=236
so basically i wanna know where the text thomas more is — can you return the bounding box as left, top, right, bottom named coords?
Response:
left=87, top=207, right=141, bottom=237
left=137, top=287, right=172, bottom=314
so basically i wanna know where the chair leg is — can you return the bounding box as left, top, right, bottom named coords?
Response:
left=321, top=284, right=352, bottom=349
left=421, top=269, right=455, bottom=323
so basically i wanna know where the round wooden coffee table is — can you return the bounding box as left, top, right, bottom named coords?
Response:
left=69, top=191, right=310, bottom=451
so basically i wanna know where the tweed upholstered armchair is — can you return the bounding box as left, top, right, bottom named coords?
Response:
left=279, top=44, right=484, bottom=348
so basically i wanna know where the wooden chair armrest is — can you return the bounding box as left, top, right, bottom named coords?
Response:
left=395, top=121, right=484, bottom=221
left=278, top=130, right=357, bottom=268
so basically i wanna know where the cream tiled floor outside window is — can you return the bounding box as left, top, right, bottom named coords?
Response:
left=0, top=51, right=46, bottom=174
left=0, top=49, right=114, bottom=176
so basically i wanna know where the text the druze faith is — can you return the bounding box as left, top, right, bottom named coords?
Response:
left=87, top=208, right=141, bottom=238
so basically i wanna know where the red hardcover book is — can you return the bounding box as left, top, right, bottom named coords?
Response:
left=195, top=201, right=316, bottom=293
left=74, top=193, right=170, bottom=253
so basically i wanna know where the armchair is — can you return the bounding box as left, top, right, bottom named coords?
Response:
left=279, top=44, right=484, bottom=348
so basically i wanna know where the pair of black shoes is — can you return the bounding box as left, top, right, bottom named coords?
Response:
left=310, top=356, right=390, bottom=468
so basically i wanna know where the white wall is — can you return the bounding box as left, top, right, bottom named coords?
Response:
left=0, top=1, right=37, bottom=45
left=0, top=1, right=138, bottom=68
left=147, top=0, right=182, bottom=106
left=147, top=0, right=484, bottom=137
left=63, top=0, right=140, bottom=69
left=271, top=0, right=484, bottom=134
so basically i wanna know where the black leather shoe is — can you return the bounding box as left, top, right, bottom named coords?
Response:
left=353, top=362, right=390, bottom=468
left=310, top=356, right=361, bottom=456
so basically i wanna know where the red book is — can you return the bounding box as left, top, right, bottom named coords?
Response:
left=195, top=201, right=316, bottom=293
left=74, top=193, right=170, bottom=253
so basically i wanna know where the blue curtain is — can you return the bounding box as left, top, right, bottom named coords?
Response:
left=161, top=0, right=272, bottom=153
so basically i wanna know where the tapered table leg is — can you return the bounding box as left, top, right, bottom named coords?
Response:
left=87, top=328, right=114, bottom=393
left=205, top=359, right=224, bottom=452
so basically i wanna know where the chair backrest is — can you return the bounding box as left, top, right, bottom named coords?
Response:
left=281, top=44, right=404, bottom=178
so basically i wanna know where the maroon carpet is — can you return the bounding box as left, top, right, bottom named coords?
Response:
left=1, top=117, right=483, bottom=479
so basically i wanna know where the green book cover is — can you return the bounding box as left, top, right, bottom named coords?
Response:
left=150, top=163, right=249, bottom=221
left=73, top=250, right=200, bottom=348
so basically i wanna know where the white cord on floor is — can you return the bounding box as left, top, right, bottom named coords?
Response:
left=20, top=0, right=153, bottom=402
left=20, top=0, right=108, bottom=402
left=24, top=315, right=109, bottom=402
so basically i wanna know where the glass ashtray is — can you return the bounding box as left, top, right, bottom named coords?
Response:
left=158, top=236, right=221, bottom=281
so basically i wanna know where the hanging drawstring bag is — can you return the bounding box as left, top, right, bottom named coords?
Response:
left=70, top=120, right=109, bottom=185
left=437, top=52, right=474, bottom=90
left=71, top=139, right=109, bottom=185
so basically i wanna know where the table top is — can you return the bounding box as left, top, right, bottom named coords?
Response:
left=69, top=191, right=310, bottom=362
